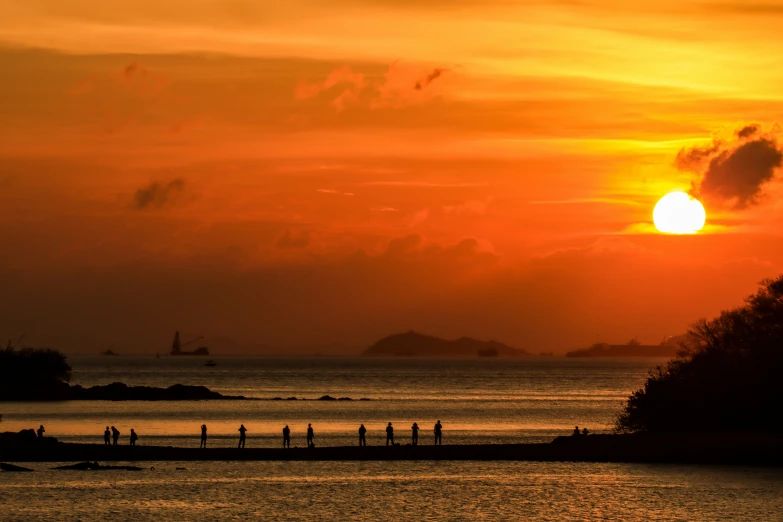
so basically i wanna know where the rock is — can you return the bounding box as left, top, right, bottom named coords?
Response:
left=3, top=381, right=248, bottom=401
left=0, top=430, right=58, bottom=446
left=54, top=461, right=143, bottom=471
left=1, top=463, right=34, bottom=472
left=318, top=395, right=337, bottom=401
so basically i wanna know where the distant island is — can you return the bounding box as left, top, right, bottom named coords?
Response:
left=565, top=337, right=684, bottom=358
left=363, top=331, right=529, bottom=357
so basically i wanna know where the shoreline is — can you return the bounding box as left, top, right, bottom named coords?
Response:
left=3, top=434, right=782, bottom=466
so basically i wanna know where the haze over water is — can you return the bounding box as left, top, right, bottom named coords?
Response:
left=4, top=356, right=658, bottom=446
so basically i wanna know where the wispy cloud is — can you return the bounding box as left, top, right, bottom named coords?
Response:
left=359, top=181, right=485, bottom=188
left=528, top=197, right=645, bottom=207
left=317, top=189, right=355, bottom=196
left=133, top=179, right=187, bottom=210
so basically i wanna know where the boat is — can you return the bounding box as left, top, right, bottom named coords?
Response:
left=205, top=360, right=217, bottom=367
left=170, top=331, right=209, bottom=356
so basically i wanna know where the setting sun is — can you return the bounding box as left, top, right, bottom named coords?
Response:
left=653, top=192, right=706, bottom=234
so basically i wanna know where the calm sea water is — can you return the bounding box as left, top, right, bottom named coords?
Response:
left=3, top=357, right=782, bottom=520
left=2, top=461, right=782, bottom=521
left=2, top=356, right=660, bottom=446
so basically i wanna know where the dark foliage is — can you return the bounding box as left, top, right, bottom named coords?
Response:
left=0, top=346, right=72, bottom=383
left=617, top=275, right=783, bottom=433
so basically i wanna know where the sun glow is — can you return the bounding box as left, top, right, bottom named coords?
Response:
left=653, top=192, right=706, bottom=234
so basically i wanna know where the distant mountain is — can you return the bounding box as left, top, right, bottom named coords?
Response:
left=363, top=331, right=529, bottom=358
left=565, top=336, right=687, bottom=358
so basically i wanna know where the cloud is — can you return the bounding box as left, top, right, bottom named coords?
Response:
left=370, top=207, right=399, bottom=212
left=317, top=188, right=354, bottom=196
left=133, top=179, right=187, bottom=210
left=414, top=68, right=447, bottom=90
left=295, top=62, right=451, bottom=111
left=676, top=125, right=783, bottom=208
left=736, top=123, right=760, bottom=139
left=443, top=199, right=490, bottom=215
left=275, top=229, right=310, bottom=249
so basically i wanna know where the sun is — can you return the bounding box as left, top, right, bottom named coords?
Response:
left=653, top=192, right=706, bottom=234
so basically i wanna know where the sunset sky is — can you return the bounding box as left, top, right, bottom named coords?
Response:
left=2, top=0, right=783, bottom=353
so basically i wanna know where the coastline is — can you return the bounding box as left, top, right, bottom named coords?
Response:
left=3, top=434, right=782, bottom=466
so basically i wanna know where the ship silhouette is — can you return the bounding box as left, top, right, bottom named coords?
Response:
left=170, top=331, right=209, bottom=356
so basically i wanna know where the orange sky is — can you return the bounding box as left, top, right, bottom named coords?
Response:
left=1, top=0, right=783, bottom=353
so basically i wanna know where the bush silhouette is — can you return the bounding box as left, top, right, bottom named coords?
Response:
left=0, top=346, right=72, bottom=400
left=617, top=275, right=783, bottom=433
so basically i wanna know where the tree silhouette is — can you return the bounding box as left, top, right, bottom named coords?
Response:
left=617, top=275, right=783, bottom=433
left=0, top=346, right=72, bottom=399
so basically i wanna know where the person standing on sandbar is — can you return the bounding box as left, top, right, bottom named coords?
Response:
left=283, top=425, right=291, bottom=448
left=238, top=424, right=247, bottom=448
left=306, top=423, right=314, bottom=448
left=200, top=424, right=208, bottom=448
left=358, top=424, right=367, bottom=447
left=434, top=420, right=442, bottom=446
left=104, top=426, right=111, bottom=446
left=130, top=428, right=138, bottom=446
left=386, top=422, right=394, bottom=446
left=111, top=426, right=120, bottom=446
left=411, top=422, right=419, bottom=446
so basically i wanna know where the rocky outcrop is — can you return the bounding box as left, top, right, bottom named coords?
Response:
left=0, top=382, right=247, bottom=401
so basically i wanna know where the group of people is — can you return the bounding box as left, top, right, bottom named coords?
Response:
left=379, top=420, right=443, bottom=447
left=201, top=420, right=446, bottom=449
left=103, top=426, right=138, bottom=446
left=41, top=421, right=589, bottom=447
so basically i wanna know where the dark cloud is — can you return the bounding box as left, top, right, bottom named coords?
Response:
left=736, top=123, right=760, bottom=139
left=275, top=229, right=310, bottom=249
left=675, top=140, right=721, bottom=173
left=677, top=126, right=783, bottom=208
left=414, top=68, right=447, bottom=90
left=133, top=179, right=186, bottom=210
left=699, top=139, right=783, bottom=207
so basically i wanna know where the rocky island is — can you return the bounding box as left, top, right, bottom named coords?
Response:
left=363, top=331, right=529, bottom=357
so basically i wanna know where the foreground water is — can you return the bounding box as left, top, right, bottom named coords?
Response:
left=1, top=356, right=660, bottom=446
left=3, top=461, right=782, bottom=521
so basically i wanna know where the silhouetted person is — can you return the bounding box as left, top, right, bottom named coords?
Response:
left=411, top=422, right=419, bottom=446
left=434, top=420, right=442, bottom=445
left=306, top=423, right=314, bottom=448
left=582, top=427, right=589, bottom=436
left=111, top=426, right=120, bottom=446
left=104, top=426, right=111, bottom=446
left=200, top=424, right=208, bottom=448
left=283, top=425, right=291, bottom=448
left=37, top=425, right=45, bottom=439
left=238, top=424, right=247, bottom=448
left=386, top=422, right=394, bottom=446
left=358, top=424, right=367, bottom=447
left=573, top=426, right=580, bottom=437
left=130, top=429, right=138, bottom=446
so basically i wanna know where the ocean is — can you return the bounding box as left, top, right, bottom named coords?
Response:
left=2, top=356, right=781, bottom=520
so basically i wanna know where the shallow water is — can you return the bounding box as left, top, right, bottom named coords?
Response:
left=2, top=461, right=782, bottom=521
left=1, top=356, right=659, bottom=446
